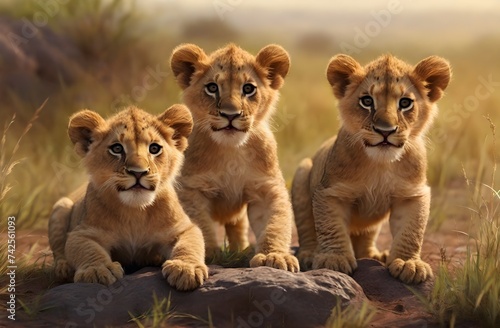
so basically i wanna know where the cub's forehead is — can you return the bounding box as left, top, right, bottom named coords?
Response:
left=365, top=55, right=412, bottom=81
left=362, top=55, right=414, bottom=94
left=107, top=109, right=163, bottom=143
left=208, top=45, right=256, bottom=72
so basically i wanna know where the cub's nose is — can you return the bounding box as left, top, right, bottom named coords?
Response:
left=373, top=125, right=398, bottom=138
left=126, top=167, right=149, bottom=179
left=219, top=111, right=242, bottom=122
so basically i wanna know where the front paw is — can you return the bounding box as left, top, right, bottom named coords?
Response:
left=368, top=249, right=389, bottom=264
left=312, top=253, right=357, bottom=275
left=74, top=262, right=124, bottom=285
left=54, top=258, right=75, bottom=281
left=250, top=252, right=299, bottom=273
left=388, top=258, right=433, bottom=284
left=162, top=260, right=208, bottom=291
left=297, top=250, right=315, bottom=271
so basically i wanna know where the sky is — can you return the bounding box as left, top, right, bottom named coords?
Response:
left=145, top=0, right=500, bottom=45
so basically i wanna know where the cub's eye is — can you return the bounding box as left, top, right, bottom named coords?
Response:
left=149, top=143, right=163, bottom=155
left=359, top=95, right=374, bottom=110
left=242, top=83, right=257, bottom=97
left=109, top=143, right=124, bottom=156
left=399, top=97, right=414, bottom=111
left=205, top=83, right=219, bottom=97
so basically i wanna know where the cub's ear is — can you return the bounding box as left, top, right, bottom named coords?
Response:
left=326, top=54, right=364, bottom=99
left=170, top=44, right=208, bottom=90
left=68, top=110, right=106, bottom=157
left=413, top=56, right=451, bottom=102
left=157, top=104, right=193, bottom=152
left=256, top=44, right=290, bottom=90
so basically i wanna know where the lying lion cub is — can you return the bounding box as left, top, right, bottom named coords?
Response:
left=293, top=54, right=451, bottom=284
left=48, top=105, right=208, bottom=290
left=170, top=43, right=299, bottom=272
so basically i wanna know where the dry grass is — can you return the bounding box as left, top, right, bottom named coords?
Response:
left=425, top=122, right=499, bottom=327
left=428, top=184, right=500, bottom=326
left=325, top=298, right=377, bottom=328
left=130, top=293, right=213, bottom=328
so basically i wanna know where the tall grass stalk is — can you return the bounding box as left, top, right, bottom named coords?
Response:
left=130, top=293, right=212, bottom=328
left=325, top=298, right=377, bottom=328
left=0, top=100, right=47, bottom=311
left=0, top=100, right=45, bottom=205
left=428, top=120, right=499, bottom=327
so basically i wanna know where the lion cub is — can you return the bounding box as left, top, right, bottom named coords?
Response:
left=292, top=54, right=451, bottom=284
left=48, top=105, right=208, bottom=290
left=170, top=43, right=299, bottom=272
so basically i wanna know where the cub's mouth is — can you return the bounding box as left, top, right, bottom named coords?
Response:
left=118, top=182, right=154, bottom=192
left=364, top=140, right=404, bottom=148
left=212, top=124, right=245, bottom=132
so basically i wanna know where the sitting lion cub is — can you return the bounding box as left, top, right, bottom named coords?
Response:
left=169, top=43, right=299, bottom=272
left=292, top=54, right=451, bottom=284
left=48, top=105, right=208, bottom=290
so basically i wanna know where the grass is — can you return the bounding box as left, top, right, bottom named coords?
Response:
left=130, top=292, right=213, bottom=328
left=0, top=100, right=53, bottom=230
left=428, top=186, right=500, bottom=326
left=0, top=100, right=56, bottom=316
left=423, top=120, right=499, bottom=327
left=207, top=239, right=256, bottom=268
left=1, top=1, right=499, bottom=327
left=325, top=298, right=377, bottom=328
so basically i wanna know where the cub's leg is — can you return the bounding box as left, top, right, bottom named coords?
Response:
left=247, top=179, right=299, bottom=272
left=387, top=189, right=433, bottom=284
left=311, top=189, right=357, bottom=274
left=224, top=206, right=250, bottom=252
left=65, top=232, right=124, bottom=285
left=48, top=197, right=75, bottom=281
left=178, top=187, right=219, bottom=258
left=291, top=158, right=317, bottom=270
left=350, top=224, right=389, bottom=263
left=162, top=222, right=209, bottom=291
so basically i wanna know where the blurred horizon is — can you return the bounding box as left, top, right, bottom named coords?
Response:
left=146, top=0, right=500, bottom=46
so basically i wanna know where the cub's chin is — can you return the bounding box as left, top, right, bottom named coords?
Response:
left=364, top=144, right=405, bottom=163
left=118, top=189, right=156, bottom=209
left=210, top=129, right=249, bottom=147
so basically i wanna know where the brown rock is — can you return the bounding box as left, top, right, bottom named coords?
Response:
left=353, top=259, right=436, bottom=327
left=35, top=266, right=365, bottom=328
left=0, top=16, right=84, bottom=102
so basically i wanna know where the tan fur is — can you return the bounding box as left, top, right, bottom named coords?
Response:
left=48, top=105, right=208, bottom=290
left=170, top=43, right=299, bottom=272
left=292, top=54, right=451, bottom=284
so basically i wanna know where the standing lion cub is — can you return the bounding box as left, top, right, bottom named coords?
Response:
left=48, top=105, right=208, bottom=291
left=292, top=54, right=451, bottom=284
left=170, top=43, right=299, bottom=272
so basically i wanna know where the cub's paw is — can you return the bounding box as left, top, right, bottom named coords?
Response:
left=250, top=252, right=300, bottom=273
left=369, top=249, right=389, bottom=264
left=297, top=250, right=315, bottom=271
left=74, top=261, right=124, bottom=285
left=54, top=258, right=75, bottom=281
left=388, top=258, right=433, bottom=284
left=312, top=253, right=357, bottom=275
left=162, top=260, right=208, bottom=291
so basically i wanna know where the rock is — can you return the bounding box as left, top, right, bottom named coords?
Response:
left=353, top=259, right=433, bottom=303
left=353, top=259, right=436, bottom=327
left=20, top=259, right=443, bottom=327
left=36, top=266, right=365, bottom=328
left=0, top=16, right=84, bottom=102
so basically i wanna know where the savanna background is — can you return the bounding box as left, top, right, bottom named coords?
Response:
left=0, top=0, right=499, bottom=326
